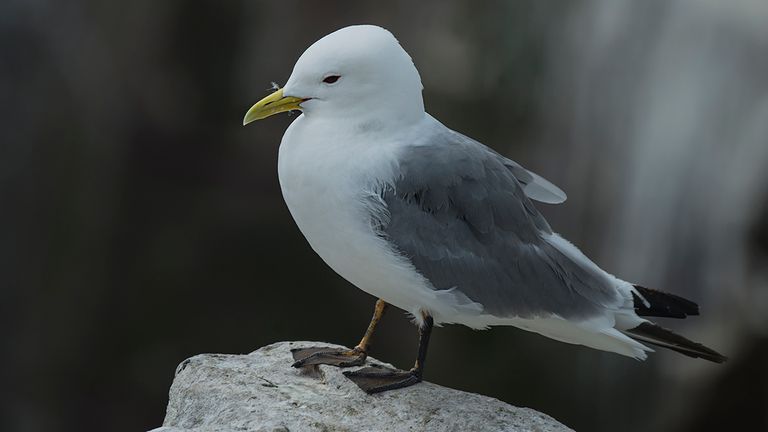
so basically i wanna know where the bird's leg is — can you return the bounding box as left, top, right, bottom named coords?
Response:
left=344, top=313, right=434, bottom=394
left=291, top=299, right=388, bottom=368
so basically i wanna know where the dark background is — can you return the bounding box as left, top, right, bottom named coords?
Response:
left=2, top=1, right=768, bottom=431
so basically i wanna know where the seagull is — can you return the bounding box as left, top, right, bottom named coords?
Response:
left=243, top=25, right=726, bottom=394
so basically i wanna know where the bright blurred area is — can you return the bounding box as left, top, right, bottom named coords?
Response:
left=2, top=1, right=767, bottom=431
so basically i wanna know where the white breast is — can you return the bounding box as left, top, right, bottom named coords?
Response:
left=276, top=115, right=484, bottom=325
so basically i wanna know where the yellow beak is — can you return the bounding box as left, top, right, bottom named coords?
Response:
left=242, top=88, right=304, bottom=125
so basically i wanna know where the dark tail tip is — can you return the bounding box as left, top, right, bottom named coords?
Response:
left=633, top=285, right=700, bottom=319
left=627, top=322, right=727, bottom=363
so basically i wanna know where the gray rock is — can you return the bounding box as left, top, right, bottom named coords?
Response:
left=151, top=341, right=572, bottom=432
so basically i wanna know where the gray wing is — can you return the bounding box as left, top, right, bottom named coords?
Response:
left=376, top=129, right=618, bottom=320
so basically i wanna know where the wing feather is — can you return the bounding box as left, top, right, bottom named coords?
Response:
left=503, top=158, right=567, bottom=204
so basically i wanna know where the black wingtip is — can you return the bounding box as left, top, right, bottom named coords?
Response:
left=627, top=322, right=727, bottom=364
left=633, top=285, right=700, bottom=319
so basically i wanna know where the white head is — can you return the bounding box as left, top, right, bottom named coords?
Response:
left=243, top=25, right=425, bottom=128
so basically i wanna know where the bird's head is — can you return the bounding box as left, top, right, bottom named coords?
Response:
left=243, top=25, right=424, bottom=127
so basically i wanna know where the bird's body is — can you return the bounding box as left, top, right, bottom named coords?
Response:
left=280, top=111, right=651, bottom=358
left=244, top=24, right=725, bottom=393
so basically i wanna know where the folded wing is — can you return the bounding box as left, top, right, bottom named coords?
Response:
left=376, top=127, right=620, bottom=321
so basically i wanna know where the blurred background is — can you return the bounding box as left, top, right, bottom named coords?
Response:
left=2, top=0, right=767, bottom=431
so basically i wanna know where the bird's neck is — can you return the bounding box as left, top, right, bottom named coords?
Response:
left=304, top=106, right=426, bottom=137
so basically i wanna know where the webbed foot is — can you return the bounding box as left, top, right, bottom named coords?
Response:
left=343, top=365, right=422, bottom=394
left=291, top=346, right=367, bottom=368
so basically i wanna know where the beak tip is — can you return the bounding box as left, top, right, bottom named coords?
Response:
left=242, top=112, right=256, bottom=126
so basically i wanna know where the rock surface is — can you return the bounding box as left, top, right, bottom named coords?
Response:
left=151, top=341, right=572, bottom=432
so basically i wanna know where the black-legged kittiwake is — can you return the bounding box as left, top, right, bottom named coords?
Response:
left=243, top=25, right=726, bottom=394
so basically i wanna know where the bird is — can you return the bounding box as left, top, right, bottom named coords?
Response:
left=242, top=25, right=726, bottom=394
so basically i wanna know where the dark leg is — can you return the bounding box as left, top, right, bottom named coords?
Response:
left=291, top=299, right=388, bottom=368
left=344, top=313, right=434, bottom=394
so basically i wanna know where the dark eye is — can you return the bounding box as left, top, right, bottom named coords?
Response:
left=322, top=75, right=340, bottom=84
